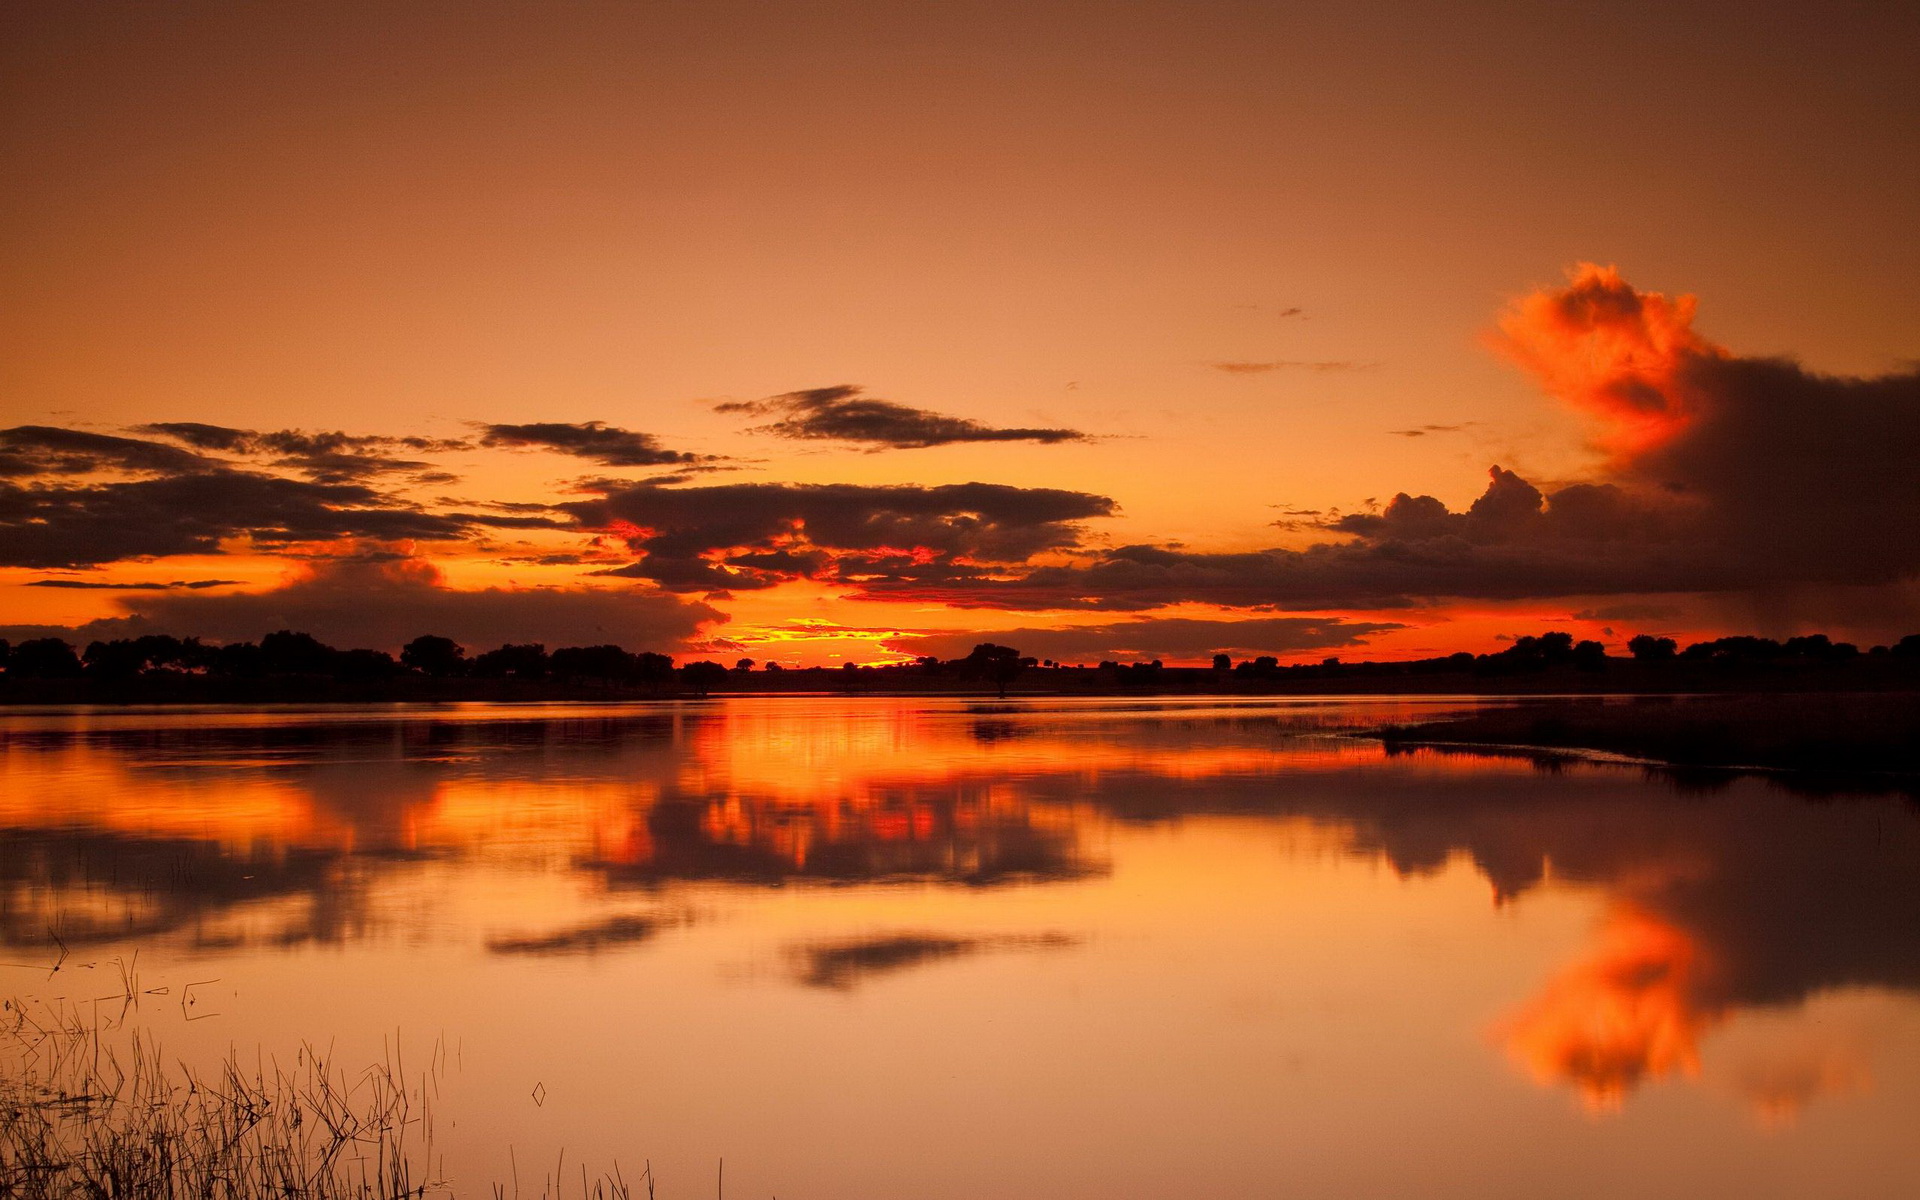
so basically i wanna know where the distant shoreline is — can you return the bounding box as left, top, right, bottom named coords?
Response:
left=1376, top=691, right=1920, bottom=779
left=3, top=658, right=1919, bottom=706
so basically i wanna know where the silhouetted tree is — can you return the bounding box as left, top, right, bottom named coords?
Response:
left=10, top=638, right=83, bottom=679
left=1783, top=634, right=1858, bottom=661
left=549, top=644, right=654, bottom=683
left=83, top=635, right=201, bottom=679
left=633, top=651, right=675, bottom=683
left=212, top=641, right=264, bottom=676
left=681, top=660, right=729, bottom=692
left=83, top=640, right=147, bottom=681
left=1573, top=639, right=1608, bottom=672
left=1538, top=631, right=1576, bottom=662
left=400, top=634, right=466, bottom=677
left=1893, top=634, right=1920, bottom=660
left=260, top=630, right=336, bottom=675
left=1628, top=634, right=1677, bottom=661
left=331, top=648, right=400, bottom=681
left=1681, top=635, right=1784, bottom=664
left=958, top=643, right=1026, bottom=697
left=1211, top=653, right=1231, bottom=672
left=472, top=643, right=549, bottom=680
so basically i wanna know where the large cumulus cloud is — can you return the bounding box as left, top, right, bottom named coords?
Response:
left=854, top=266, right=1920, bottom=619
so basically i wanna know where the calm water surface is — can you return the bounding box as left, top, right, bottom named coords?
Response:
left=3, top=696, right=1918, bottom=1198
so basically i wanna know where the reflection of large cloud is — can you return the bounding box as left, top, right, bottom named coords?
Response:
left=7, top=699, right=1919, bottom=1118
left=1498, top=907, right=1716, bottom=1111
left=852, top=266, right=1920, bottom=624
left=9, top=550, right=722, bottom=651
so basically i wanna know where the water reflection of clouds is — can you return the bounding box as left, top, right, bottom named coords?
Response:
left=2, top=699, right=1917, bottom=1119
left=788, top=932, right=1081, bottom=990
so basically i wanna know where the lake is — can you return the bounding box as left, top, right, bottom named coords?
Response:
left=3, top=696, right=1918, bottom=1198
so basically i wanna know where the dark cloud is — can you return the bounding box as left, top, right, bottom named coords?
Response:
left=567, top=480, right=1116, bottom=593
left=861, top=270, right=1920, bottom=627
left=445, top=511, right=573, bottom=530
left=136, top=421, right=256, bottom=452
left=0, top=471, right=476, bottom=568
left=24, top=551, right=723, bottom=652
left=475, top=421, right=711, bottom=468
left=716, top=385, right=1087, bottom=449
left=139, top=422, right=464, bottom=481
left=26, top=578, right=243, bottom=591
left=1573, top=602, right=1683, bottom=623
left=0, top=425, right=214, bottom=476
left=1390, top=423, right=1473, bottom=437
left=845, top=466, right=1703, bottom=611
left=1211, top=360, right=1375, bottom=374
left=894, top=616, right=1403, bottom=664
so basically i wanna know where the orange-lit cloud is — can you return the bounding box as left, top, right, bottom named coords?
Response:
left=1488, top=264, right=1724, bottom=462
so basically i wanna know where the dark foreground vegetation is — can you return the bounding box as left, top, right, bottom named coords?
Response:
left=0, top=996, right=637, bottom=1199
left=0, top=627, right=1917, bottom=704
left=1381, top=692, right=1920, bottom=778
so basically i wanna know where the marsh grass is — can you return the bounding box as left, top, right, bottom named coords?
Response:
left=0, top=994, right=637, bottom=1199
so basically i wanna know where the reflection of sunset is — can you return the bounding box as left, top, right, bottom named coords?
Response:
left=0, top=700, right=1481, bottom=869
left=1500, top=907, right=1721, bottom=1111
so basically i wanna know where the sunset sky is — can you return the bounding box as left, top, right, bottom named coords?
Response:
left=3, top=1, right=1916, bottom=665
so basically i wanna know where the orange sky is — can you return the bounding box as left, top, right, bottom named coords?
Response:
left=2, top=2, right=1916, bottom=664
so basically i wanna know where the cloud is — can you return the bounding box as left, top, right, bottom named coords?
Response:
left=1573, top=602, right=1682, bottom=623
left=0, top=425, right=213, bottom=476
left=139, top=422, right=463, bottom=481
left=789, top=932, right=1077, bottom=989
left=0, top=471, right=477, bottom=568
left=1486, top=263, right=1719, bottom=463
left=486, top=914, right=661, bottom=956
left=26, top=578, right=243, bottom=590
left=1211, top=360, right=1375, bottom=374
left=1390, top=423, right=1474, bottom=437
left=859, top=266, right=1920, bottom=626
left=475, top=421, right=712, bottom=468
left=891, top=615, right=1403, bottom=664
left=567, top=479, right=1116, bottom=593
left=716, top=385, right=1087, bottom=449
left=20, top=549, right=723, bottom=652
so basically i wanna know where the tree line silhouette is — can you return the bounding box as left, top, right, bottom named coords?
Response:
left=0, top=628, right=1914, bottom=694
